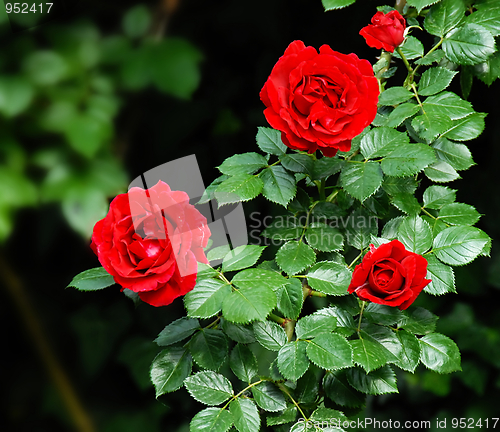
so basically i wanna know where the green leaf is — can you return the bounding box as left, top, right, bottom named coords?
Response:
left=0, top=76, right=34, bottom=117
left=391, top=193, right=422, bottom=216
left=261, top=217, right=302, bottom=241
left=424, top=0, right=466, bottom=37
left=276, top=241, right=316, bottom=276
left=382, top=176, right=418, bottom=196
left=222, top=245, right=266, bottom=272
left=407, top=0, right=441, bottom=13
left=378, top=87, right=414, bottom=106
left=295, top=369, right=319, bottom=404
left=251, top=382, right=287, bottom=412
left=306, top=261, right=352, bottom=296
left=266, top=406, right=298, bottom=426
left=67, top=267, right=115, bottom=291
left=438, top=202, right=480, bottom=225
left=253, top=320, right=287, bottom=351
left=197, top=262, right=219, bottom=279
left=466, top=0, right=500, bottom=36
left=424, top=216, right=449, bottom=237
left=184, top=279, right=232, bottom=319
left=432, top=226, right=489, bottom=265
left=322, top=0, right=356, bottom=11
left=397, top=216, right=433, bottom=254
left=323, top=371, right=365, bottom=407
left=260, top=166, right=297, bottom=207
left=296, top=313, right=337, bottom=339
left=230, top=398, right=260, bottom=432
left=231, top=269, right=288, bottom=291
left=184, top=371, right=233, bottom=405
left=305, top=223, right=344, bottom=252
left=310, top=407, right=348, bottom=423
left=393, top=36, right=424, bottom=60
left=207, top=244, right=231, bottom=262
left=198, top=176, right=228, bottom=205
left=475, top=51, right=500, bottom=86
left=423, top=185, right=457, bottom=209
left=323, top=306, right=357, bottom=337
left=419, top=333, right=461, bottom=373
left=350, top=336, right=395, bottom=374
left=411, top=114, right=452, bottom=142
left=418, top=67, right=458, bottom=96
left=256, top=127, right=287, bottom=156
left=215, top=174, right=263, bottom=206
left=432, top=138, right=474, bottom=170
left=190, top=407, right=233, bottom=432
left=189, top=329, right=228, bottom=371
left=281, top=154, right=314, bottom=175
left=415, top=49, right=445, bottom=65
left=394, top=329, right=421, bottom=372
left=150, top=347, right=192, bottom=396
left=122, top=5, right=151, bottom=38
left=155, top=317, right=200, bottom=346
left=340, top=161, right=383, bottom=202
left=381, top=217, right=405, bottom=239
left=425, top=255, right=456, bottom=295
left=364, top=303, right=404, bottom=326
left=312, top=157, right=345, bottom=180
left=444, top=23, right=497, bottom=66
left=385, top=103, right=420, bottom=128
left=422, top=92, right=474, bottom=120
left=277, top=278, right=304, bottom=320
left=222, top=285, right=277, bottom=324
left=347, top=365, right=398, bottom=395
left=344, top=207, right=379, bottom=250
left=306, top=333, right=353, bottom=370
left=424, top=161, right=460, bottom=182
left=277, top=341, right=310, bottom=381
left=360, top=127, right=409, bottom=160
left=229, top=344, right=258, bottom=383
left=399, top=307, right=438, bottom=334
left=221, top=320, right=256, bottom=344
left=442, top=112, right=486, bottom=141
left=218, top=153, right=268, bottom=176
left=381, top=144, right=436, bottom=177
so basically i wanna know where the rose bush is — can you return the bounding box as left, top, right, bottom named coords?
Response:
left=260, top=40, right=379, bottom=157
left=359, top=10, right=406, bottom=53
left=348, top=239, right=431, bottom=310
left=90, top=180, right=210, bottom=307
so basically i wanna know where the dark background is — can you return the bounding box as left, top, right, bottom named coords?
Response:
left=1, top=0, right=499, bottom=431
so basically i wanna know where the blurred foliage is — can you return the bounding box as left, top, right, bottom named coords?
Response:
left=1, top=0, right=500, bottom=431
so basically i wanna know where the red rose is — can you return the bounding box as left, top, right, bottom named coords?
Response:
left=360, top=10, right=406, bottom=53
left=91, top=181, right=210, bottom=307
left=348, top=240, right=431, bottom=310
left=260, top=40, right=379, bottom=157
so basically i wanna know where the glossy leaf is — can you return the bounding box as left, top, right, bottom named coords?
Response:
left=394, top=329, right=421, bottom=372
left=378, top=87, right=414, bottom=106
left=364, top=303, right=404, bottom=326
left=418, top=67, right=457, bottom=96
left=260, top=166, right=297, bottom=207
left=189, top=329, right=228, bottom=371
left=231, top=269, right=287, bottom=291
left=190, top=407, right=233, bottom=432
left=397, top=215, right=433, bottom=254
left=218, top=153, right=268, bottom=176
left=150, top=347, right=192, bottom=396
left=399, top=307, right=438, bottom=335
left=253, top=320, right=287, bottom=351
left=360, top=127, right=409, bottom=160
left=322, top=0, right=356, bottom=11
left=67, top=267, right=115, bottom=291
left=424, top=161, right=460, bottom=182
left=276, top=241, right=316, bottom=275
left=422, top=91, right=474, bottom=120
left=306, top=333, right=353, bottom=370
left=155, top=317, right=200, bottom=346
left=184, top=371, right=233, bottom=405
left=419, top=333, right=461, bottom=373
left=277, top=341, right=310, bottom=381
left=433, top=226, right=490, bottom=265
left=425, top=255, right=456, bottom=295
left=442, top=112, right=486, bottom=141
left=256, top=127, right=287, bottom=156
left=251, top=382, right=287, bottom=412
left=281, top=154, right=314, bottom=175
left=277, top=278, right=304, bottom=319
left=215, top=174, right=263, bottom=206
left=323, top=370, right=365, bottom=407
left=222, top=285, right=277, bottom=324
left=381, top=144, right=436, bottom=177
left=424, top=0, right=466, bottom=37
left=229, top=344, right=258, bottom=383
left=432, top=138, right=474, bottom=170
left=423, top=185, right=457, bottom=209
left=347, top=365, right=398, bottom=395
left=443, top=23, right=496, bottom=66
left=340, top=161, right=383, bottom=202
left=306, top=261, right=352, bottom=296
left=438, top=202, right=481, bottom=226
left=221, top=320, right=256, bottom=344
left=230, top=398, right=260, bottom=432
left=222, top=245, right=266, bottom=272
left=386, top=103, right=420, bottom=128
left=296, top=313, right=337, bottom=339
left=184, top=279, right=232, bottom=319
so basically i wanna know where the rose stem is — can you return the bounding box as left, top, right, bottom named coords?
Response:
left=357, top=301, right=367, bottom=333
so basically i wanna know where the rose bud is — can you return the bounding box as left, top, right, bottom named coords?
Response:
left=348, top=239, right=431, bottom=310
left=260, top=40, right=379, bottom=157
left=91, top=180, right=211, bottom=307
left=360, top=10, right=406, bottom=53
